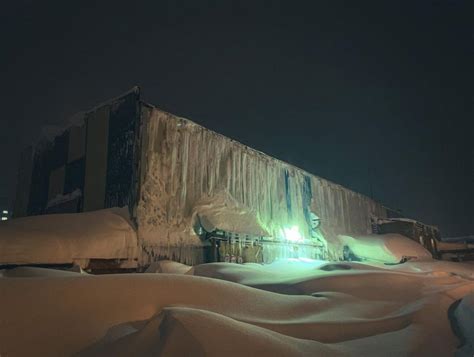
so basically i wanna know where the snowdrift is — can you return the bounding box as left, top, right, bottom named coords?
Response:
left=1, top=259, right=473, bottom=356
left=0, top=208, right=137, bottom=267
left=192, top=191, right=270, bottom=237
left=336, top=233, right=433, bottom=263
left=454, top=292, right=474, bottom=357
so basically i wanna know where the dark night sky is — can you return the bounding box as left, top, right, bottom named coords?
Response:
left=1, top=1, right=472, bottom=236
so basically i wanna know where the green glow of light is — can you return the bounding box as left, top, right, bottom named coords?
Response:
left=283, top=226, right=303, bottom=242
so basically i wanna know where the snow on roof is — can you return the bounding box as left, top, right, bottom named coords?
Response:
left=377, top=217, right=439, bottom=231
left=442, top=235, right=474, bottom=243
left=37, top=86, right=140, bottom=145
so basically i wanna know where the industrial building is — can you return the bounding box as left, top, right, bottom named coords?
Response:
left=13, top=88, right=407, bottom=266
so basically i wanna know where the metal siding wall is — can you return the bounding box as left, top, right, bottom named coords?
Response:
left=64, top=124, right=86, bottom=201
left=50, top=132, right=69, bottom=171
left=17, top=89, right=140, bottom=216
left=68, top=125, right=86, bottom=163
left=104, top=91, right=140, bottom=210
left=27, top=142, right=53, bottom=215
left=64, top=158, right=85, bottom=196
left=83, top=106, right=110, bottom=211
left=48, top=166, right=65, bottom=201
left=13, top=146, right=34, bottom=217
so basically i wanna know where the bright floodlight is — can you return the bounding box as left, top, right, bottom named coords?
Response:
left=1, top=217, right=7, bottom=221
left=283, top=226, right=303, bottom=242
left=2, top=210, right=7, bottom=214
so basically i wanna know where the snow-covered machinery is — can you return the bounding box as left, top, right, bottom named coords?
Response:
left=9, top=87, right=390, bottom=270
left=374, top=218, right=441, bottom=255
left=373, top=218, right=474, bottom=261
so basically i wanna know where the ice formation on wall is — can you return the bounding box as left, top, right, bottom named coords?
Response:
left=136, top=107, right=387, bottom=262
left=191, top=191, right=270, bottom=237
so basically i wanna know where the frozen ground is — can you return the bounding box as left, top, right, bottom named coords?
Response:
left=1, top=258, right=473, bottom=356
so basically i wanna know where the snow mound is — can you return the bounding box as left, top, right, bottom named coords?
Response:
left=145, top=260, right=192, bottom=274
left=1, top=258, right=472, bottom=356
left=0, top=208, right=137, bottom=267
left=77, top=307, right=339, bottom=356
left=192, top=191, right=269, bottom=237
left=453, top=293, right=474, bottom=356
left=337, top=233, right=433, bottom=263
left=0, top=266, right=86, bottom=278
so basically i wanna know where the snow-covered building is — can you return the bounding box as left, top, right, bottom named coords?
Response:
left=13, top=88, right=389, bottom=265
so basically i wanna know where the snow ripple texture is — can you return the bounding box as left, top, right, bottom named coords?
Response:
left=1, top=259, right=473, bottom=356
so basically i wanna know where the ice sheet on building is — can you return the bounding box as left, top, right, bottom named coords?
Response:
left=136, top=107, right=387, bottom=262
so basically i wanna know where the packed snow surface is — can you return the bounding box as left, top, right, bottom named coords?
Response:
left=0, top=208, right=137, bottom=266
left=1, top=259, right=473, bottom=356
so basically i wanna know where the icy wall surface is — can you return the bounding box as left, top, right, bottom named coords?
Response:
left=136, top=107, right=387, bottom=260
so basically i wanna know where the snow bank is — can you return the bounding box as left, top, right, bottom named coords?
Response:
left=145, top=260, right=192, bottom=274
left=78, top=307, right=340, bottom=356
left=454, top=292, right=474, bottom=356
left=0, top=208, right=137, bottom=267
left=1, top=259, right=472, bottom=356
left=336, top=233, right=433, bottom=263
left=0, top=266, right=87, bottom=278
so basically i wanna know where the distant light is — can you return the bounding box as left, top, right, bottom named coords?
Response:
left=2, top=210, right=7, bottom=214
left=1, top=217, right=7, bottom=221
left=283, top=226, right=303, bottom=242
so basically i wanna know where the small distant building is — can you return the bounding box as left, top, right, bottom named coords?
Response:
left=1, top=210, right=9, bottom=221
left=0, top=197, right=11, bottom=221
